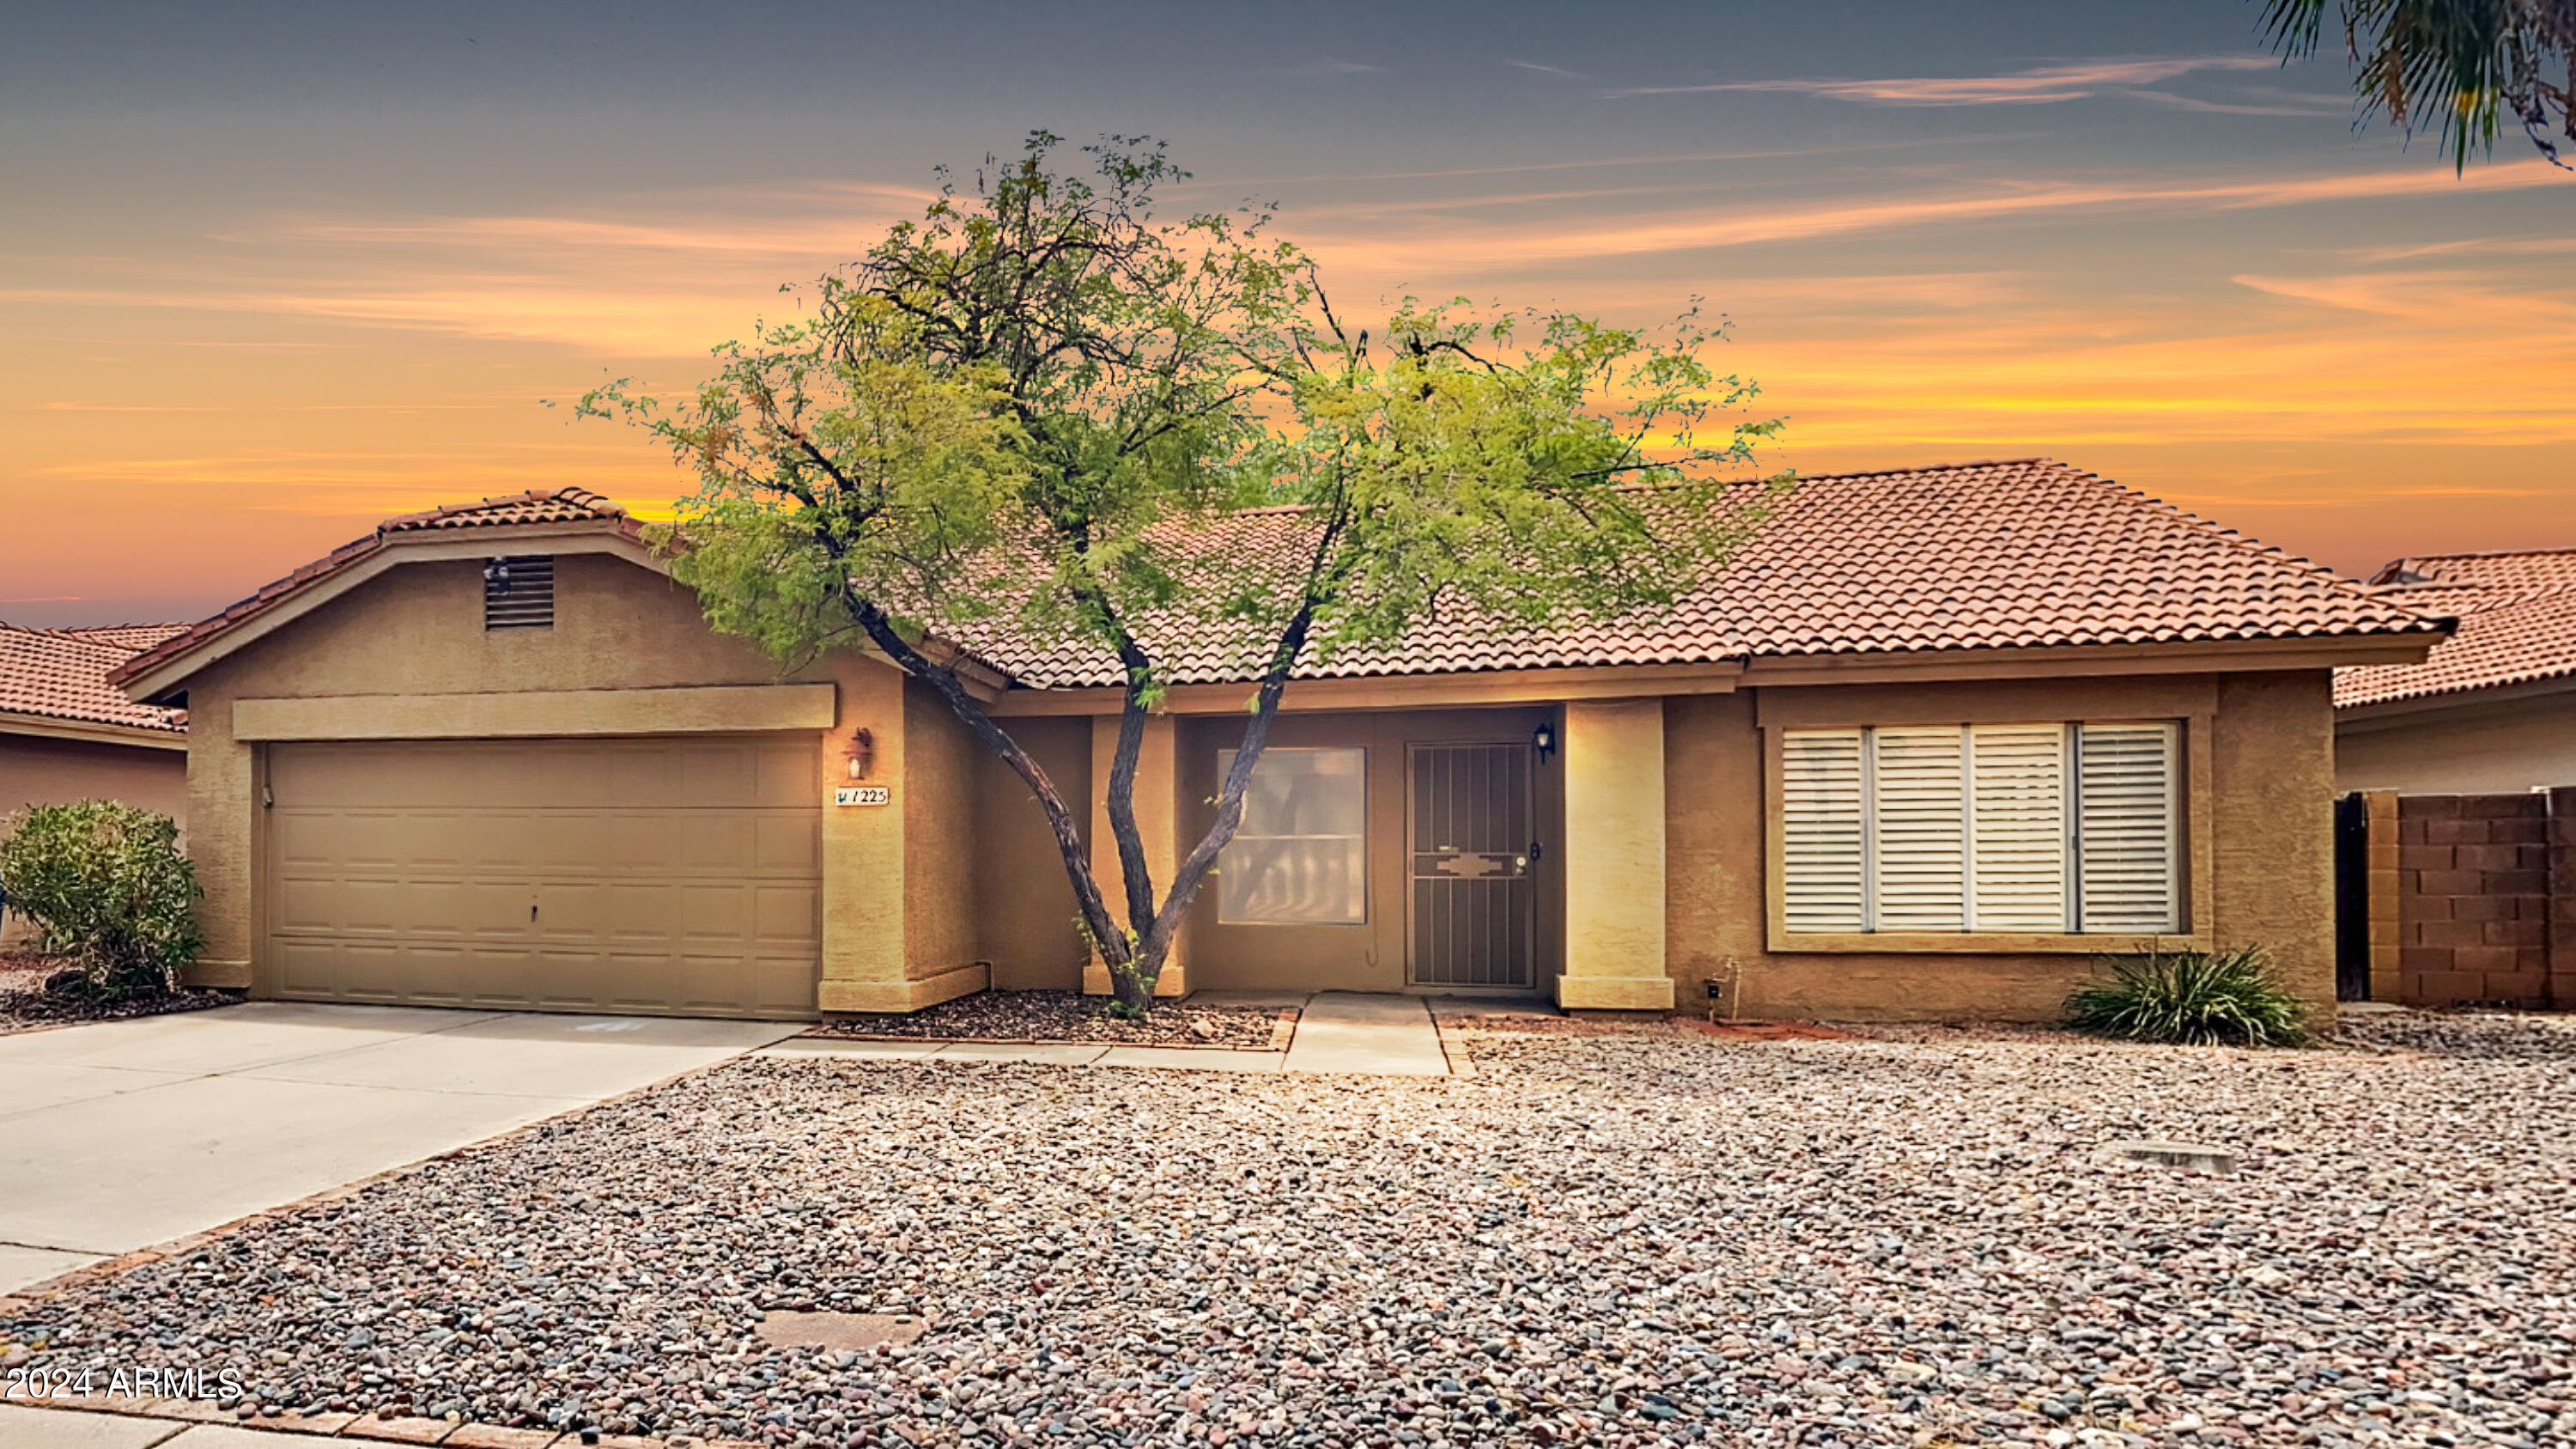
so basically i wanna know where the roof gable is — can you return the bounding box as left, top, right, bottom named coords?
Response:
left=112, top=489, right=644, bottom=700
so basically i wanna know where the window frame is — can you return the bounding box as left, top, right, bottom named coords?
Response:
left=1213, top=745, right=1371, bottom=928
left=1764, top=712, right=2206, bottom=954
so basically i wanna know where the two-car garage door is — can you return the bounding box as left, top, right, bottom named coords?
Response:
left=264, top=737, right=821, bottom=1019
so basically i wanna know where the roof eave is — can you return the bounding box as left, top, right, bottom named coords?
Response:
left=0, top=709, right=188, bottom=750
left=2337, top=671, right=2576, bottom=725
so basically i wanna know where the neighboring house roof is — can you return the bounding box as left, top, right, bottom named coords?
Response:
left=955, top=458, right=2439, bottom=689
left=112, top=488, right=640, bottom=694
left=0, top=623, right=188, bottom=734
left=2368, top=547, right=2576, bottom=604
left=54, top=623, right=192, bottom=651
left=2337, top=548, right=2576, bottom=709
left=112, top=463, right=2434, bottom=702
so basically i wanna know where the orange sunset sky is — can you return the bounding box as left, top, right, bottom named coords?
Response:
left=3, top=0, right=2570, bottom=627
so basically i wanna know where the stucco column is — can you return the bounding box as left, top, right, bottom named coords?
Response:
left=185, top=692, right=257, bottom=991
left=816, top=663, right=987, bottom=1013
left=1083, top=713, right=1188, bottom=997
left=1556, top=697, right=1674, bottom=1010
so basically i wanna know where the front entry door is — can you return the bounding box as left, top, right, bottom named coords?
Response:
left=1406, top=742, right=1538, bottom=989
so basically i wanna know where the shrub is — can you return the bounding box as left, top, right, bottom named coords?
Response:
left=2063, top=945, right=2312, bottom=1048
left=0, top=801, right=203, bottom=1000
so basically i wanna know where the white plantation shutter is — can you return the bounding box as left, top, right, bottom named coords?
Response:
left=1966, top=724, right=2069, bottom=931
left=2075, top=722, right=2181, bottom=932
left=1781, top=728, right=1867, bottom=932
left=1869, top=727, right=1966, bottom=931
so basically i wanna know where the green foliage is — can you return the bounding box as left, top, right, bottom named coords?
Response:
left=576, top=131, right=1783, bottom=1011
left=0, top=801, right=204, bottom=1001
left=2259, top=0, right=2575, bottom=169
left=2063, top=946, right=2312, bottom=1048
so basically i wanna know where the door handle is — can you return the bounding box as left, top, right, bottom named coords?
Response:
left=1528, top=840, right=1544, bottom=863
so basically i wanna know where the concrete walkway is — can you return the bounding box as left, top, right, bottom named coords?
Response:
left=0, top=1004, right=799, bottom=1295
left=1280, top=991, right=1452, bottom=1075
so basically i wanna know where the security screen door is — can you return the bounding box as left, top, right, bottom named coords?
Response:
left=1406, top=742, right=1537, bottom=989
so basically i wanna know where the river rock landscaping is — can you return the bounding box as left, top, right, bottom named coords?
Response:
left=3, top=1013, right=2570, bottom=1449
left=806, top=989, right=1292, bottom=1049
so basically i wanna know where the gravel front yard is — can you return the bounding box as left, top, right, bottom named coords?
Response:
left=0, top=952, right=232, bottom=1034
left=808, top=989, right=1291, bottom=1049
left=6, top=1014, right=2573, bottom=1448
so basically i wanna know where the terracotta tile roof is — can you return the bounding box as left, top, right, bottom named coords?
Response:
left=2337, top=548, right=2576, bottom=709
left=54, top=623, right=192, bottom=651
left=112, top=465, right=2430, bottom=705
left=2367, top=547, right=2576, bottom=602
left=112, top=489, right=639, bottom=694
left=958, top=459, right=2438, bottom=689
left=0, top=624, right=186, bottom=734
left=378, top=487, right=630, bottom=533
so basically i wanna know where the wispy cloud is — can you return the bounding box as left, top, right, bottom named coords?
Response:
left=2121, top=87, right=2349, bottom=116
left=1267, top=59, right=1388, bottom=76
left=1295, top=159, right=2574, bottom=271
left=1604, top=55, right=2281, bottom=106
left=1503, top=60, right=1589, bottom=81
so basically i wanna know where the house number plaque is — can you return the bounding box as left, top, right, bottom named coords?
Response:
left=834, top=786, right=891, bottom=807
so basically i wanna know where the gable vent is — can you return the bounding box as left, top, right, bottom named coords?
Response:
left=483, top=555, right=555, bottom=630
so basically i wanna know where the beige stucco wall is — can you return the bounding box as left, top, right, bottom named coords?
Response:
left=0, top=734, right=186, bottom=825
left=0, top=734, right=188, bottom=947
left=898, top=674, right=982, bottom=989
left=2336, top=690, right=2576, bottom=795
left=1665, top=669, right=2339, bottom=1021
left=172, top=551, right=904, bottom=998
left=1558, top=698, right=1673, bottom=1009
left=972, top=715, right=1091, bottom=990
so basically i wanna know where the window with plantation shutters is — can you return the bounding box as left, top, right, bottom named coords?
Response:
left=1870, top=727, right=1966, bottom=931
left=1780, top=728, right=1867, bottom=932
left=2075, top=722, right=2181, bottom=932
left=1777, top=720, right=2181, bottom=935
left=1967, top=723, right=2069, bottom=931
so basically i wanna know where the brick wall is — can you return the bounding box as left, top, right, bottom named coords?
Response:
left=2379, top=790, right=2569, bottom=1008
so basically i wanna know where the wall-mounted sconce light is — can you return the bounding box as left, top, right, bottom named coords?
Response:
left=845, top=727, right=876, bottom=781
left=1531, top=722, right=1557, bottom=762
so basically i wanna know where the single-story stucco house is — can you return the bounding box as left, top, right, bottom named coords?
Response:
left=2, top=622, right=189, bottom=944
left=2336, top=549, right=2576, bottom=795
left=110, top=459, right=2443, bottom=1022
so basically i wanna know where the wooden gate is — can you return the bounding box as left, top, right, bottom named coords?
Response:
left=1406, top=742, right=1538, bottom=989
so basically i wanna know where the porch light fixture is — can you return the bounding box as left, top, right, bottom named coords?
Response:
left=845, top=727, right=876, bottom=781
left=1531, top=723, right=1556, bottom=762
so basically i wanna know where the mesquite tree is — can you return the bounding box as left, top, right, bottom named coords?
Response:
left=580, top=132, right=1781, bottom=1014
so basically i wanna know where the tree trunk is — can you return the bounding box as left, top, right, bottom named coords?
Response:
left=841, top=591, right=1313, bottom=1021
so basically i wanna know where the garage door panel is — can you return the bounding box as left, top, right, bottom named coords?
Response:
left=754, top=741, right=818, bottom=806
left=673, top=814, right=750, bottom=871
left=675, top=745, right=759, bottom=809
left=264, top=736, right=821, bottom=1020
left=530, top=813, right=617, bottom=871
left=753, top=814, right=821, bottom=874
left=754, top=883, right=821, bottom=946
left=675, top=883, right=752, bottom=941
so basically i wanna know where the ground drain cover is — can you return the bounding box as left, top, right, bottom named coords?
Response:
left=2106, top=1140, right=2236, bottom=1174
left=756, top=1310, right=929, bottom=1350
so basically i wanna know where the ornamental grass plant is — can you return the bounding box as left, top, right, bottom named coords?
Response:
left=2063, top=945, right=2312, bottom=1048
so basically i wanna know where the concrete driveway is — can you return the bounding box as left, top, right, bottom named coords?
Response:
left=0, top=1003, right=799, bottom=1295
